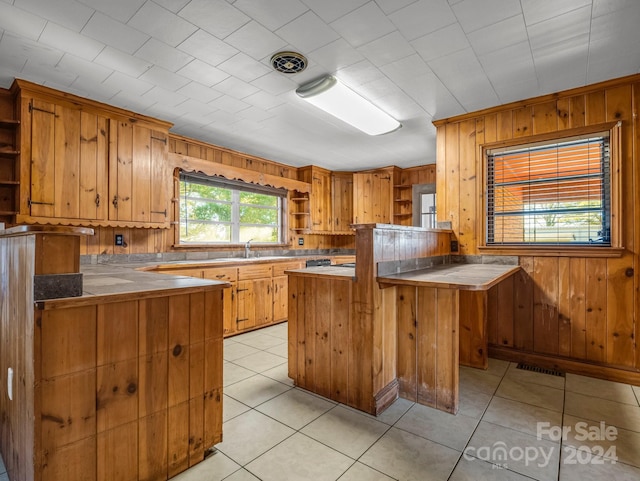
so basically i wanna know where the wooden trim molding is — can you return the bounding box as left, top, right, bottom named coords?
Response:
left=168, top=152, right=312, bottom=193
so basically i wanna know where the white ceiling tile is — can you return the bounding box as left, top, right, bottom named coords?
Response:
left=209, top=94, right=250, bottom=113
left=171, top=98, right=214, bottom=117
left=15, top=0, right=94, bottom=31
left=330, top=2, right=395, bottom=48
left=128, top=2, right=197, bottom=47
left=478, top=41, right=536, bottom=89
left=466, top=14, right=527, bottom=56
left=494, top=77, right=539, bottom=104
left=337, top=59, right=385, bottom=88
left=234, top=0, right=309, bottom=31
left=374, top=90, right=425, bottom=120
left=176, top=80, right=223, bottom=103
left=237, top=105, right=274, bottom=122
left=587, top=48, right=640, bottom=85
left=93, top=46, right=153, bottom=77
left=203, top=109, right=236, bottom=124
left=57, top=52, right=112, bottom=82
left=451, top=0, right=521, bottom=33
left=225, top=21, right=288, bottom=60
left=309, top=38, right=365, bottom=71
left=142, top=84, right=188, bottom=106
left=213, top=75, right=259, bottom=99
left=590, top=4, right=640, bottom=44
left=0, top=31, right=62, bottom=66
left=276, top=11, right=339, bottom=53
left=527, top=6, right=591, bottom=54
left=375, top=0, right=419, bottom=15
left=177, top=0, right=250, bottom=39
left=82, top=12, right=149, bottom=54
left=357, top=31, right=414, bottom=67
left=0, top=2, right=46, bottom=40
left=592, top=0, right=638, bottom=18
left=218, top=52, right=274, bottom=83
left=39, top=21, right=104, bottom=61
left=111, top=89, right=157, bottom=110
left=285, top=63, right=325, bottom=85
left=70, top=73, right=120, bottom=99
left=177, top=30, right=238, bottom=66
left=135, top=38, right=193, bottom=72
left=153, top=0, right=191, bottom=14
left=389, top=0, right=456, bottom=40
left=102, top=71, right=153, bottom=96
left=22, top=57, right=76, bottom=85
left=77, top=0, right=145, bottom=23
left=521, top=0, right=591, bottom=26
left=177, top=59, right=230, bottom=86
left=138, top=65, right=189, bottom=91
left=250, top=70, right=298, bottom=95
left=411, top=22, right=469, bottom=62
left=301, top=0, right=369, bottom=23
left=242, top=90, right=285, bottom=110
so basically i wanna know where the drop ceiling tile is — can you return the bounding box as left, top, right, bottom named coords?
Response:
left=375, top=90, right=425, bottom=120
left=376, top=0, right=419, bottom=15
left=592, top=0, right=638, bottom=18
left=337, top=59, right=385, bottom=88
left=177, top=29, right=238, bottom=66
left=0, top=2, right=46, bottom=40
left=589, top=4, right=639, bottom=44
left=135, top=38, right=193, bottom=72
left=301, top=0, right=369, bottom=23
left=411, top=22, right=469, bottom=62
left=237, top=105, right=274, bottom=122
left=359, top=76, right=403, bottom=101
left=77, top=0, right=145, bottom=23
left=154, top=0, right=191, bottom=13
left=451, top=0, right=522, bottom=33
left=15, top=0, right=94, bottom=32
left=102, top=71, right=153, bottom=96
left=218, top=52, right=273, bottom=82
left=225, top=21, right=288, bottom=60
left=57, top=52, right=113, bottom=82
left=233, top=0, right=309, bottom=31
left=176, top=80, right=223, bottom=103
left=389, top=0, right=457, bottom=40
left=138, top=65, right=189, bottom=91
left=178, top=0, right=250, bottom=39
left=142, top=84, right=188, bottom=106
left=70, top=73, right=121, bottom=99
left=82, top=12, right=149, bottom=54
left=22, top=57, right=76, bottom=85
left=250, top=70, right=297, bottom=95
left=527, top=5, right=591, bottom=53
left=171, top=97, right=214, bottom=117
left=242, top=90, right=285, bottom=110
left=1, top=31, right=63, bottom=66
left=212, top=75, right=259, bottom=99
left=111, top=89, right=157, bottom=110
left=204, top=108, right=236, bottom=124
left=494, top=77, right=540, bottom=104
left=128, top=1, right=197, bottom=47
left=276, top=10, right=339, bottom=53
left=93, top=46, right=153, bottom=77
left=466, top=14, right=527, bottom=56
left=209, top=94, right=250, bottom=113
left=330, top=2, right=395, bottom=48
left=357, top=31, right=414, bottom=67
left=177, top=59, right=229, bottom=86
left=39, top=21, right=104, bottom=60
left=587, top=48, right=640, bottom=85
left=309, top=38, right=365, bottom=71
left=478, top=41, right=536, bottom=88
left=521, top=0, right=591, bottom=26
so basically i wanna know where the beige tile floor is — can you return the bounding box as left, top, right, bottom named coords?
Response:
left=1, top=322, right=639, bottom=481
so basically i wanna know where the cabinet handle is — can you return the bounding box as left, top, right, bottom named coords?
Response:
left=267, top=285, right=271, bottom=294
left=236, top=318, right=249, bottom=323
left=112, top=195, right=118, bottom=209
left=95, top=194, right=100, bottom=207
left=237, top=288, right=249, bottom=292
left=215, top=274, right=225, bottom=279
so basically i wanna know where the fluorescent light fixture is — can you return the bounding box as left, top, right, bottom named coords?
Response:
left=296, top=75, right=401, bottom=135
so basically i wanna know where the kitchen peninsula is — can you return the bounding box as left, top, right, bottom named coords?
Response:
left=286, top=224, right=519, bottom=416
left=0, top=226, right=229, bottom=481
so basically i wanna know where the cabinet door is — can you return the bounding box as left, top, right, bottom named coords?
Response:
left=222, top=282, right=237, bottom=336
left=253, top=278, right=273, bottom=327
left=28, top=99, right=108, bottom=220
left=311, top=170, right=331, bottom=231
left=109, top=122, right=169, bottom=225
left=272, top=275, right=288, bottom=322
left=235, top=280, right=256, bottom=332
left=331, top=172, right=353, bottom=232
left=353, top=171, right=393, bottom=224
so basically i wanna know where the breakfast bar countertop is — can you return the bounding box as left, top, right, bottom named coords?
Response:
left=377, top=263, right=520, bottom=291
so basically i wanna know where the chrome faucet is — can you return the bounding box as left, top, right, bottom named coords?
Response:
left=244, top=239, right=254, bottom=258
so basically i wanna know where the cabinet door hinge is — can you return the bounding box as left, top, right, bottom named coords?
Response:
left=29, top=102, right=55, bottom=115
left=28, top=198, right=54, bottom=207
left=150, top=135, right=167, bottom=144
left=151, top=209, right=167, bottom=217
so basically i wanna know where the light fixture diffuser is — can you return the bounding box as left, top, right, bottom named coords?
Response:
left=295, top=75, right=401, bottom=135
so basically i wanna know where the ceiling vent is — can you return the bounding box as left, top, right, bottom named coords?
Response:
left=271, top=51, right=307, bottom=74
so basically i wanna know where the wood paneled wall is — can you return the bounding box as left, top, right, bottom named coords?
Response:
left=434, top=74, right=640, bottom=375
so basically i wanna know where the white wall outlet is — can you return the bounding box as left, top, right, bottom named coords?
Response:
left=7, top=367, right=13, bottom=401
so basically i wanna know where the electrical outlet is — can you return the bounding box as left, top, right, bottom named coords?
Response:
left=450, top=240, right=459, bottom=252
left=298, top=237, right=304, bottom=246
left=115, top=234, right=124, bottom=246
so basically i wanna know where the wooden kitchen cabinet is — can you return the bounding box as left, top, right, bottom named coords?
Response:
left=14, top=79, right=172, bottom=228
left=353, top=168, right=394, bottom=224
left=273, top=261, right=304, bottom=322
left=237, top=264, right=273, bottom=332
left=203, top=267, right=237, bottom=336
left=298, top=165, right=332, bottom=232
left=331, top=172, right=354, bottom=233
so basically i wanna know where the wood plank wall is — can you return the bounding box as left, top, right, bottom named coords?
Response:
left=434, top=74, right=640, bottom=375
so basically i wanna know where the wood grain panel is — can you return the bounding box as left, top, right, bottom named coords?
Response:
left=330, top=279, right=350, bottom=404
left=458, top=119, right=477, bottom=254
left=532, top=257, right=559, bottom=355
left=396, top=286, right=417, bottom=401
left=585, top=258, right=607, bottom=363
left=416, top=287, right=437, bottom=407
left=96, top=359, right=138, bottom=433
left=138, top=411, right=167, bottom=481
left=532, top=101, right=558, bottom=134
left=54, top=105, right=80, bottom=219
left=97, top=422, right=137, bottom=481
left=132, top=124, right=151, bottom=222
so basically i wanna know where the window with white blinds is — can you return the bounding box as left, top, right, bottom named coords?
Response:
left=486, top=133, right=611, bottom=246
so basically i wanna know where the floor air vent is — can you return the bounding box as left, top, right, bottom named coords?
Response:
left=516, top=362, right=565, bottom=377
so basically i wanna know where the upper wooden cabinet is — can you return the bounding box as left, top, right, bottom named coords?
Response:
left=14, top=79, right=172, bottom=228
left=331, top=172, right=353, bottom=233
left=353, top=168, right=395, bottom=224
left=298, top=165, right=332, bottom=232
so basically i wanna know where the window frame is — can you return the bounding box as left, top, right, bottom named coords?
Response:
left=177, top=171, right=287, bottom=246
left=477, top=121, right=623, bottom=257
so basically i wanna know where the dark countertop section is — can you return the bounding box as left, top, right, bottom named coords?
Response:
left=285, top=265, right=356, bottom=280
left=377, top=263, right=520, bottom=291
